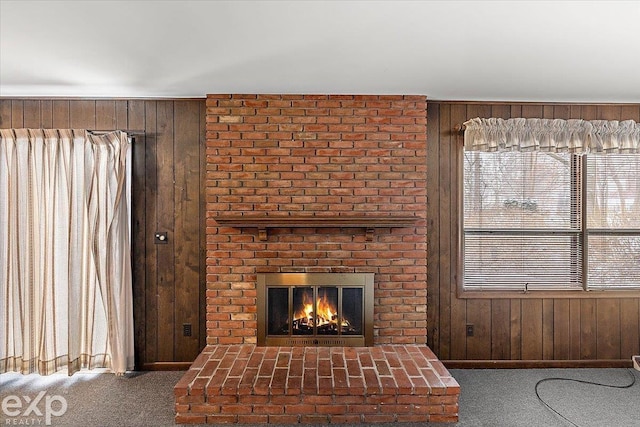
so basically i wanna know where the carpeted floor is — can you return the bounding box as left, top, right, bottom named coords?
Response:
left=1, top=368, right=638, bottom=426
left=449, top=368, right=639, bottom=427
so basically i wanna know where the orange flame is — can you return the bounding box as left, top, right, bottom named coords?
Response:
left=293, top=290, right=338, bottom=327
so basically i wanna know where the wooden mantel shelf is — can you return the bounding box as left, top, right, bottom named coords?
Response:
left=215, top=215, right=418, bottom=241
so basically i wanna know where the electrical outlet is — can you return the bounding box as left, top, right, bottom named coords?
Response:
left=182, top=323, right=192, bottom=337
left=466, top=324, right=474, bottom=337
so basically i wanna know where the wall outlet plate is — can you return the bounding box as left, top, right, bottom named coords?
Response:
left=466, top=324, right=474, bottom=337
left=183, top=323, right=192, bottom=337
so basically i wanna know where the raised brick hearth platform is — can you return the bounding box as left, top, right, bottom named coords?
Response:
left=175, top=345, right=459, bottom=424
left=174, top=94, right=460, bottom=424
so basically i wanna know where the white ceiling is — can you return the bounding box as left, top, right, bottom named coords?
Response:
left=2, top=0, right=640, bottom=102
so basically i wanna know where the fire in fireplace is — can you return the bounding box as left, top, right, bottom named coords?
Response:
left=257, top=273, right=374, bottom=346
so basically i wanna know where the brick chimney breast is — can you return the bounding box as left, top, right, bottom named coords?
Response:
left=205, top=94, right=428, bottom=346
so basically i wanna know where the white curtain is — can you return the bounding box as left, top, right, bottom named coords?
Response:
left=464, top=117, right=640, bottom=153
left=0, top=129, right=134, bottom=375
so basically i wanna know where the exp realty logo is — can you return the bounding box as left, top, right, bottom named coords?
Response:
left=1, top=392, right=67, bottom=425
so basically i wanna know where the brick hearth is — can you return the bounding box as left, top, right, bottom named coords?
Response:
left=175, top=345, right=459, bottom=424
left=174, top=94, right=459, bottom=424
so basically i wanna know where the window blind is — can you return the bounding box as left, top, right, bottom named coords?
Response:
left=586, top=155, right=640, bottom=289
left=463, top=151, right=583, bottom=291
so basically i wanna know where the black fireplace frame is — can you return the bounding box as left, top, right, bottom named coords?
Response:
left=256, top=273, right=374, bottom=346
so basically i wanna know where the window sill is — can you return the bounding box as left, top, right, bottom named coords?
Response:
left=457, top=288, right=640, bottom=299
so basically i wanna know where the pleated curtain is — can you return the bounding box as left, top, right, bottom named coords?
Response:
left=0, top=129, right=134, bottom=375
left=464, top=117, right=640, bottom=154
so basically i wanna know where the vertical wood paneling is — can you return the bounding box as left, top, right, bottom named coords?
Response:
left=620, top=299, right=640, bottom=359
left=449, top=295, right=467, bottom=359
left=198, top=101, right=208, bottom=351
left=95, top=100, right=117, bottom=129
left=448, top=104, right=467, bottom=360
left=569, top=105, right=582, bottom=119
left=0, top=100, right=12, bottom=127
left=466, top=300, right=491, bottom=359
left=1, top=97, right=207, bottom=367
left=569, top=299, right=582, bottom=360
left=491, top=300, right=510, bottom=359
left=173, top=100, right=202, bottom=361
left=554, top=104, right=570, bottom=120
left=40, top=101, right=53, bottom=128
left=542, top=299, right=554, bottom=360
left=144, top=100, right=159, bottom=363
left=52, top=100, right=70, bottom=128
left=491, top=104, right=511, bottom=120
left=510, top=104, right=522, bottom=117
left=510, top=300, right=522, bottom=359
left=521, top=299, right=543, bottom=360
left=128, top=99, right=147, bottom=367
left=553, top=299, right=570, bottom=359
left=69, top=100, right=96, bottom=129
left=11, top=101, right=23, bottom=128
left=596, top=299, right=620, bottom=359
left=437, top=102, right=452, bottom=358
left=580, top=300, right=597, bottom=359
left=581, top=105, right=597, bottom=121
left=156, top=101, right=176, bottom=362
left=621, top=105, right=640, bottom=125
left=521, top=104, right=543, bottom=119
left=447, top=105, right=466, bottom=359
left=426, top=102, right=441, bottom=353
left=427, top=101, right=639, bottom=364
left=23, top=100, right=41, bottom=128
left=115, top=100, right=129, bottom=130
left=597, top=105, right=621, bottom=121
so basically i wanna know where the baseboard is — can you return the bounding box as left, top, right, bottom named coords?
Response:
left=443, top=359, right=633, bottom=369
left=140, top=362, right=191, bottom=371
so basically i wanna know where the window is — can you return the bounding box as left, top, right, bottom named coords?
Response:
left=463, top=150, right=640, bottom=292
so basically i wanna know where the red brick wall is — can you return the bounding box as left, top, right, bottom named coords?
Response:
left=205, top=94, right=427, bottom=345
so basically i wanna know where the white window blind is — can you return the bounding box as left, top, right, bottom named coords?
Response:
left=586, top=154, right=640, bottom=289
left=463, top=151, right=640, bottom=291
left=463, top=151, right=582, bottom=291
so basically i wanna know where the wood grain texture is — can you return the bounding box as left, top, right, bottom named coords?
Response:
left=143, top=100, right=160, bottom=363
left=0, top=98, right=207, bottom=367
left=173, top=100, right=202, bottom=361
left=155, top=100, right=176, bottom=362
left=128, top=100, right=147, bottom=367
left=0, top=100, right=11, bottom=127
left=427, top=101, right=640, bottom=364
left=437, top=101, right=452, bottom=358
left=491, top=299, right=510, bottom=359
left=198, top=101, right=207, bottom=352
left=11, top=101, right=24, bottom=128
left=426, top=102, right=441, bottom=354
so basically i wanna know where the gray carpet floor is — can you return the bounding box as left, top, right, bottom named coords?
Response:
left=1, top=368, right=638, bottom=426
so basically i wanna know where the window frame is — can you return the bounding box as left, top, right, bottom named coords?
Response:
left=457, top=148, right=640, bottom=299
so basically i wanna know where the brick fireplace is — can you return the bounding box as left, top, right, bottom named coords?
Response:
left=174, top=94, right=459, bottom=424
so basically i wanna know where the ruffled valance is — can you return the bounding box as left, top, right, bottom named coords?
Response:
left=463, top=117, right=640, bottom=154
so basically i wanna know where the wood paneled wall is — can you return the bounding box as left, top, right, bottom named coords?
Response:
left=0, top=98, right=207, bottom=368
left=427, top=101, right=640, bottom=366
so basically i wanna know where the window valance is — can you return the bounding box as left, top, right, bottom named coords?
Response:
left=463, top=117, right=640, bottom=154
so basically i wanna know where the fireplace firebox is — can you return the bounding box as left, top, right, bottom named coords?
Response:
left=257, top=273, right=374, bottom=346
